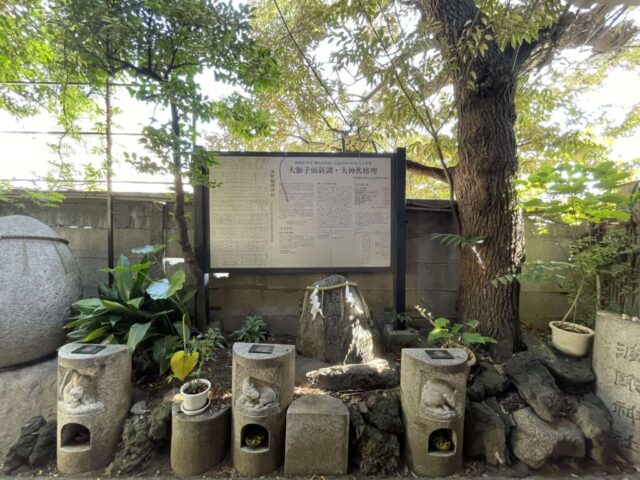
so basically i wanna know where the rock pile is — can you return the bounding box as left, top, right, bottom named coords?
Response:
left=465, top=332, right=615, bottom=469
left=106, top=400, right=172, bottom=474
left=3, top=416, right=56, bottom=474
left=348, top=391, right=404, bottom=475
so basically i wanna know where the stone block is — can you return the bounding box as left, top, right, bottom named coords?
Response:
left=383, top=324, right=420, bottom=347
left=0, top=358, right=57, bottom=459
left=57, top=343, right=132, bottom=474
left=284, top=395, right=349, bottom=475
left=171, top=403, right=230, bottom=476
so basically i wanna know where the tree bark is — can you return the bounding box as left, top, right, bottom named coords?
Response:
left=452, top=79, right=525, bottom=361
left=418, top=0, right=526, bottom=359
left=170, top=103, right=207, bottom=332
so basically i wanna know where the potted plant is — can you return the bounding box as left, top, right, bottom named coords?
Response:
left=549, top=277, right=595, bottom=357
left=416, top=301, right=495, bottom=366
left=171, top=328, right=225, bottom=414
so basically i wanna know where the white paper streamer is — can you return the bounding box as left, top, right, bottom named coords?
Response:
left=345, top=282, right=363, bottom=315
left=309, top=286, right=324, bottom=321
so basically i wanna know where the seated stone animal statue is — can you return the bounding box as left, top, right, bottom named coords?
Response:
left=237, top=377, right=279, bottom=414
left=419, top=378, right=458, bottom=420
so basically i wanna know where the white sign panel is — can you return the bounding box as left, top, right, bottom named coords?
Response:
left=209, top=155, right=393, bottom=269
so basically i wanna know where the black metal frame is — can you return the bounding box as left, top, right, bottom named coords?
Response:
left=193, top=148, right=407, bottom=313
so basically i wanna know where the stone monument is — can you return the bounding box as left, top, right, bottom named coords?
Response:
left=0, top=215, right=81, bottom=458
left=400, top=348, right=469, bottom=476
left=297, top=274, right=382, bottom=364
left=232, top=343, right=295, bottom=476
left=284, top=394, right=349, bottom=475
left=57, top=343, right=132, bottom=474
left=0, top=215, right=82, bottom=367
left=593, top=311, right=640, bottom=464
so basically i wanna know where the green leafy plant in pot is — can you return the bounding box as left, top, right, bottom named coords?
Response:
left=171, top=328, right=225, bottom=414
left=518, top=161, right=633, bottom=357
left=416, top=301, right=495, bottom=366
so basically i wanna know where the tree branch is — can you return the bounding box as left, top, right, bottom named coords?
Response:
left=407, top=159, right=452, bottom=183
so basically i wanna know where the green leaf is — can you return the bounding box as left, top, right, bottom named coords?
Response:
left=433, top=317, right=450, bottom=329
left=127, top=322, right=152, bottom=352
left=82, top=326, right=109, bottom=342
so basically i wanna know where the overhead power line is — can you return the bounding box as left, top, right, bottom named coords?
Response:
left=0, top=130, right=142, bottom=136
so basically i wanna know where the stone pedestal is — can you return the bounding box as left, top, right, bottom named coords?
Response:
left=401, top=348, right=469, bottom=477
left=0, top=357, right=57, bottom=459
left=593, top=311, right=640, bottom=464
left=383, top=324, right=420, bottom=348
left=284, top=394, right=349, bottom=475
left=171, top=403, right=230, bottom=476
left=231, top=343, right=295, bottom=476
left=57, top=343, right=131, bottom=474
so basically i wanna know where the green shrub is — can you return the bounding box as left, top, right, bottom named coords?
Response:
left=233, top=315, right=268, bottom=343
left=66, top=244, right=194, bottom=377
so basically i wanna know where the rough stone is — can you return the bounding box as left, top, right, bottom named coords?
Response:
left=0, top=357, right=57, bottom=459
left=305, top=358, right=399, bottom=391
left=294, top=354, right=331, bottom=386
left=57, top=343, right=132, bottom=474
left=468, top=363, right=511, bottom=401
left=361, top=390, right=404, bottom=434
left=0, top=215, right=82, bottom=368
left=297, top=274, right=382, bottom=364
left=171, top=403, right=230, bottom=477
left=107, top=414, right=152, bottom=474
left=349, top=403, right=401, bottom=475
left=3, top=417, right=46, bottom=473
left=522, top=332, right=595, bottom=387
left=510, top=407, right=586, bottom=469
left=464, top=400, right=509, bottom=466
left=148, top=401, right=172, bottom=442
left=505, top=351, right=564, bottom=421
left=571, top=396, right=615, bottom=465
left=593, top=310, right=640, bottom=465
left=28, top=420, right=56, bottom=467
left=284, top=395, right=349, bottom=475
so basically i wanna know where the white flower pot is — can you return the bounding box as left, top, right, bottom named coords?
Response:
left=180, top=379, right=211, bottom=412
left=549, top=321, right=595, bottom=357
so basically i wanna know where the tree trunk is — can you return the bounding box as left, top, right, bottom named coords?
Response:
left=452, top=78, right=525, bottom=361
left=170, top=103, right=207, bottom=332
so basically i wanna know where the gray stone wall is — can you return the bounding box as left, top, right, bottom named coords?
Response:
left=1, top=193, right=570, bottom=333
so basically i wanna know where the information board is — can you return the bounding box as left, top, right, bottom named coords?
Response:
left=208, top=154, right=394, bottom=270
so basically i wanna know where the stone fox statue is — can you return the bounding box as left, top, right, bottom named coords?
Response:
left=420, top=378, right=457, bottom=419
left=237, top=377, right=279, bottom=414
left=58, top=366, right=102, bottom=413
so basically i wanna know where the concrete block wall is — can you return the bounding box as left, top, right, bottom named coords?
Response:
left=1, top=193, right=569, bottom=333
left=0, top=193, right=190, bottom=297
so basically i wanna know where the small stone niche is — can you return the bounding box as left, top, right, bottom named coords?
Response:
left=231, top=342, right=295, bottom=477
left=428, top=428, right=456, bottom=454
left=400, top=348, right=469, bottom=477
left=57, top=343, right=131, bottom=474
left=241, top=424, right=269, bottom=451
